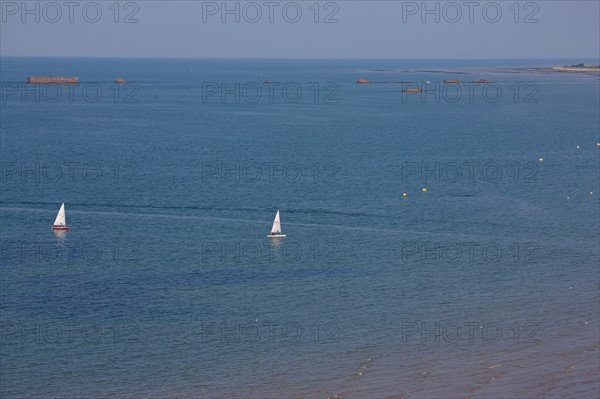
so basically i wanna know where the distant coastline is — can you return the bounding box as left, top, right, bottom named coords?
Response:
left=353, top=63, right=600, bottom=76
left=550, top=63, right=600, bottom=73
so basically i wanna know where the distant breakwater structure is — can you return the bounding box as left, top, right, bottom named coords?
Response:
left=357, top=78, right=491, bottom=84
left=27, top=77, right=128, bottom=84
left=356, top=78, right=412, bottom=84
left=27, top=76, right=79, bottom=84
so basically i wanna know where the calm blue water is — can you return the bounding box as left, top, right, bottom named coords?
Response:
left=1, top=57, right=599, bottom=398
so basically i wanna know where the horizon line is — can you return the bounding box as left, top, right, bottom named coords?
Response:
left=1, top=55, right=599, bottom=60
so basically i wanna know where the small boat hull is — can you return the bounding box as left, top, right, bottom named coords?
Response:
left=52, top=226, right=70, bottom=230
left=268, top=234, right=286, bottom=238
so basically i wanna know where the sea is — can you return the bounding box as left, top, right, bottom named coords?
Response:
left=1, top=57, right=599, bottom=398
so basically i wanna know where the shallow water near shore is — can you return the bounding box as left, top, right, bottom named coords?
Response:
left=1, top=57, right=599, bottom=398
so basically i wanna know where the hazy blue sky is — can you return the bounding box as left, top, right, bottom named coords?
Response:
left=1, top=1, right=599, bottom=58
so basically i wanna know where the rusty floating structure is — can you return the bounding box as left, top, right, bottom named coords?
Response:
left=27, top=76, right=79, bottom=84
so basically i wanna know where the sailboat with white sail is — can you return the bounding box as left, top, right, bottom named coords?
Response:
left=267, top=210, right=286, bottom=238
left=51, top=203, right=70, bottom=230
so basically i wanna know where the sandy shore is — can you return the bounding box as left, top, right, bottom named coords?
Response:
left=354, top=66, right=600, bottom=75
left=550, top=66, right=600, bottom=73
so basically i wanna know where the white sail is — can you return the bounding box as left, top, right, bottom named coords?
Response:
left=53, top=203, right=66, bottom=226
left=270, top=210, right=281, bottom=234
